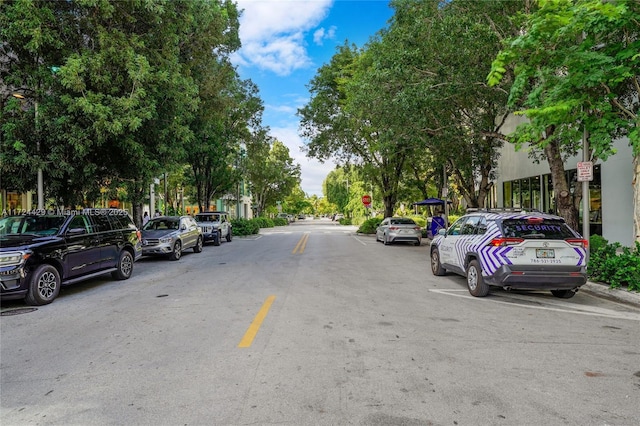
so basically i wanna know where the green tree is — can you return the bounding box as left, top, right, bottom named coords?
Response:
left=283, top=185, right=312, bottom=215
left=379, top=0, right=526, bottom=209
left=245, top=131, right=301, bottom=216
left=1, top=0, right=244, bottom=226
left=299, top=1, right=526, bottom=216
left=488, top=0, right=640, bottom=238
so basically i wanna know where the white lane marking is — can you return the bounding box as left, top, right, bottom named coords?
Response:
left=429, top=289, right=640, bottom=321
left=353, top=236, right=368, bottom=246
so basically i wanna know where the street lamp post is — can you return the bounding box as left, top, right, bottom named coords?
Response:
left=13, top=93, right=43, bottom=209
left=35, top=100, right=44, bottom=210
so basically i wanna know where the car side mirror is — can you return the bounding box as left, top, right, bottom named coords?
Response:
left=181, top=224, right=187, bottom=230
left=438, top=228, right=446, bottom=236
left=67, top=227, right=87, bottom=236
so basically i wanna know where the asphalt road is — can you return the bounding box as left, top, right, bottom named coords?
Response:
left=2, top=219, right=640, bottom=425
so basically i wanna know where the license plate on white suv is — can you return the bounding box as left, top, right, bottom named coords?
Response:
left=536, top=248, right=555, bottom=258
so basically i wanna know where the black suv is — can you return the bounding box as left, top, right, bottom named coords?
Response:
left=0, top=209, right=142, bottom=305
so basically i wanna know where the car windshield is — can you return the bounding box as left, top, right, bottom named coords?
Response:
left=0, top=215, right=66, bottom=236
left=501, top=218, right=576, bottom=239
left=144, top=219, right=179, bottom=231
left=391, top=218, right=416, bottom=225
left=195, top=214, right=219, bottom=222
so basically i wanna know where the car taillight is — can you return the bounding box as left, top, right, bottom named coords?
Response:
left=414, top=226, right=422, bottom=231
left=566, top=238, right=588, bottom=248
left=489, top=237, right=524, bottom=247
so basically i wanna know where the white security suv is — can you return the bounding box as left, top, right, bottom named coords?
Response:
left=194, top=211, right=232, bottom=246
left=430, top=209, right=588, bottom=298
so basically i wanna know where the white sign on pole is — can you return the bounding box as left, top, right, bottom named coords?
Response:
left=577, top=161, right=593, bottom=182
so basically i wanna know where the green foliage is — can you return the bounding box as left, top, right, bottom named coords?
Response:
left=338, top=217, right=352, bottom=225
left=245, top=133, right=301, bottom=216
left=273, top=217, right=289, bottom=226
left=589, top=234, right=608, bottom=253
left=0, top=0, right=243, bottom=212
left=230, top=218, right=259, bottom=236
left=253, top=216, right=275, bottom=229
left=409, top=215, right=426, bottom=228
left=588, top=242, right=640, bottom=291
left=357, top=217, right=383, bottom=234
left=448, top=214, right=460, bottom=226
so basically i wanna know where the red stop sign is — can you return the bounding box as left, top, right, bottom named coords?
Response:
left=361, top=195, right=372, bottom=205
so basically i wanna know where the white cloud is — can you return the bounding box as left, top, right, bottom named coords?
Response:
left=313, top=25, right=337, bottom=45
left=313, top=28, right=325, bottom=45
left=233, top=0, right=333, bottom=75
left=270, top=125, right=336, bottom=197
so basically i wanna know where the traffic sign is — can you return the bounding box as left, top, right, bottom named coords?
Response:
left=361, top=195, right=372, bottom=205
left=577, top=161, right=593, bottom=182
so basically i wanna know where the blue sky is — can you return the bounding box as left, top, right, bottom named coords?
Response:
left=232, top=0, right=394, bottom=196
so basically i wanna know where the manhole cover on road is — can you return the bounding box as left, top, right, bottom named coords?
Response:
left=1, top=307, right=38, bottom=316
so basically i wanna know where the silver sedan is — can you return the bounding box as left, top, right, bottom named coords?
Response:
left=376, top=217, right=422, bottom=246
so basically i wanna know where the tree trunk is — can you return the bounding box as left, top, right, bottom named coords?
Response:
left=383, top=193, right=395, bottom=218
left=544, top=139, right=579, bottom=231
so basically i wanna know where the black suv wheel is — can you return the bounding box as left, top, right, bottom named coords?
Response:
left=112, top=250, right=134, bottom=280
left=25, top=264, right=61, bottom=306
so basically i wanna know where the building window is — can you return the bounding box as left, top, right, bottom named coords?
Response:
left=512, top=179, right=521, bottom=208
left=500, top=165, right=602, bottom=235
left=503, top=181, right=513, bottom=208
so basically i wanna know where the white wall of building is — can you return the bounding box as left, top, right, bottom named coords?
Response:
left=494, top=115, right=634, bottom=247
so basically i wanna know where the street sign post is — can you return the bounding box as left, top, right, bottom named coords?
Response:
left=577, top=161, right=593, bottom=182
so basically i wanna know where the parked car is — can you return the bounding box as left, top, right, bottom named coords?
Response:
left=0, top=209, right=142, bottom=305
left=141, top=216, right=203, bottom=260
left=194, top=211, right=232, bottom=246
left=333, top=213, right=344, bottom=221
left=276, top=213, right=294, bottom=223
left=376, top=217, right=422, bottom=246
left=430, top=209, right=588, bottom=298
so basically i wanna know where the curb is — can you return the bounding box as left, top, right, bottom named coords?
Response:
left=580, top=281, right=640, bottom=308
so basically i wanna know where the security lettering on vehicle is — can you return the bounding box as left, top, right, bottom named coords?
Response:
left=514, top=224, right=563, bottom=233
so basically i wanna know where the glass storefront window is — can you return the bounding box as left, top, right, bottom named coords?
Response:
left=503, top=182, right=512, bottom=208
left=512, top=180, right=521, bottom=208
left=501, top=166, right=602, bottom=236
left=521, top=178, right=531, bottom=209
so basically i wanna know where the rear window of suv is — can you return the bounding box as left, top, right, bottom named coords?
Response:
left=500, top=219, right=576, bottom=240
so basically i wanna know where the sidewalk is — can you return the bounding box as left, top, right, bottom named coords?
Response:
left=581, top=281, right=640, bottom=307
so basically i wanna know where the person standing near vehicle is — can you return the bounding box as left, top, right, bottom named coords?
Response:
left=143, top=211, right=150, bottom=226
left=431, top=211, right=446, bottom=238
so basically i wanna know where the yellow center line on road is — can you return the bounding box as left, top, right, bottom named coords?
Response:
left=238, top=295, right=276, bottom=348
left=292, top=232, right=309, bottom=254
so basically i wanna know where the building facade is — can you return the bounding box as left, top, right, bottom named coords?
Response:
left=492, top=115, right=634, bottom=247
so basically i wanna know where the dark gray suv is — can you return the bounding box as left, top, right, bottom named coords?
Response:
left=0, top=209, right=142, bottom=305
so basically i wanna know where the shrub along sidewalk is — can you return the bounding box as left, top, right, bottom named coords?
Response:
left=588, top=235, right=640, bottom=292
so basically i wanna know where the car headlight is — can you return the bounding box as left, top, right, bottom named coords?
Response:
left=0, top=251, right=30, bottom=267
left=159, top=236, right=174, bottom=244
